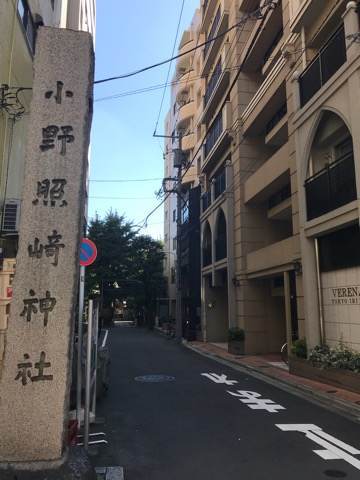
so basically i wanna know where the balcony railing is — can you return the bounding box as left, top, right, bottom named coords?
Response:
left=204, top=59, right=222, bottom=105
left=202, top=191, right=212, bottom=212
left=204, top=7, right=221, bottom=58
left=305, top=153, right=357, bottom=221
left=299, top=25, right=346, bottom=107
left=263, top=28, right=283, bottom=66
left=265, top=103, right=287, bottom=135
left=203, top=247, right=212, bottom=267
left=214, top=169, right=226, bottom=198
left=215, top=235, right=227, bottom=261
left=268, top=183, right=291, bottom=210
left=204, top=111, right=223, bottom=157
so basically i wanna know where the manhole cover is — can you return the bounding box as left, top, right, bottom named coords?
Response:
left=324, top=470, right=347, bottom=478
left=135, top=374, right=175, bottom=383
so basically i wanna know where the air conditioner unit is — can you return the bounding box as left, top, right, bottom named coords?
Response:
left=2, top=199, right=20, bottom=233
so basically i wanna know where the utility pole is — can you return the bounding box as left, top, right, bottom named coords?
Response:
left=154, top=132, right=183, bottom=342
left=175, top=134, right=182, bottom=342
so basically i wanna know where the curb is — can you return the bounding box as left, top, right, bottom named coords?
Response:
left=183, top=341, right=360, bottom=425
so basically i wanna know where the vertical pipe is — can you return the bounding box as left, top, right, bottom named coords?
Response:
left=76, top=264, right=85, bottom=428
left=84, top=299, right=93, bottom=450
left=314, top=238, right=325, bottom=345
left=175, top=136, right=183, bottom=341
left=91, top=303, right=99, bottom=418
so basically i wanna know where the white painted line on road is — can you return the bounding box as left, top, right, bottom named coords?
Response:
left=276, top=424, right=360, bottom=471
left=201, top=373, right=238, bottom=385
left=102, top=329, right=109, bottom=348
left=227, top=390, right=286, bottom=413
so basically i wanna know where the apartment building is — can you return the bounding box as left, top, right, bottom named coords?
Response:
left=196, top=0, right=360, bottom=356
left=163, top=9, right=203, bottom=331
left=0, top=0, right=95, bottom=258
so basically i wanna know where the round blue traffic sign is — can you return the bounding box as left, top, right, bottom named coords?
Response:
left=80, top=238, right=97, bottom=267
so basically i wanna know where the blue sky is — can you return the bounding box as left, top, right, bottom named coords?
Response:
left=89, top=0, right=200, bottom=239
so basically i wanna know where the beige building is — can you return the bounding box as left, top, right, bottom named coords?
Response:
left=168, top=0, right=360, bottom=356
left=163, top=9, right=202, bottom=322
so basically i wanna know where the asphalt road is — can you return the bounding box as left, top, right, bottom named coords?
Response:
left=93, top=326, right=360, bottom=480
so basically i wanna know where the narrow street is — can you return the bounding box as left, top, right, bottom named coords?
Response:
left=94, top=326, right=360, bottom=480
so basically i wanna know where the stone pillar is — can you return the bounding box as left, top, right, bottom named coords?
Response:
left=343, top=2, right=360, bottom=60
left=0, top=27, right=93, bottom=467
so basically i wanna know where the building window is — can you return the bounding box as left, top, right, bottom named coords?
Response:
left=17, top=0, right=36, bottom=54
left=173, top=209, right=176, bottom=222
left=318, top=224, right=360, bottom=272
left=164, top=233, right=168, bottom=244
left=173, top=237, right=177, bottom=250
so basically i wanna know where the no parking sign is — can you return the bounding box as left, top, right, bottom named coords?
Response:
left=79, top=238, right=97, bottom=267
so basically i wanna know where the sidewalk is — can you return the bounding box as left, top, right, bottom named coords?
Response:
left=185, top=341, right=360, bottom=424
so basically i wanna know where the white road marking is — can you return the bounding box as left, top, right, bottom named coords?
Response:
left=201, top=373, right=238, bottom=385
left=276, top=424, right=360, bottom=471
left=227, top=390, right=286, bottom=413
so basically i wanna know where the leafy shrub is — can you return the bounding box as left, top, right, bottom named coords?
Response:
left=309, top=343, right=360, bottom=372
left=291, top=338, right=307, bottom=359
left=228, top=328, right=245, bottom=342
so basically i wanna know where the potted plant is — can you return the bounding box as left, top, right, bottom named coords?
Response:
left=228, top=327, right=245, bottom=355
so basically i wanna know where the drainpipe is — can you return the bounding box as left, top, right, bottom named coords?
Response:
left=314, top=238, right=325, bottom=345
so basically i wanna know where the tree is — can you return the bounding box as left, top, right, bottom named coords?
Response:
left=129, top=235, right=166, bottom=328
left=86, top=211, right=166, bottom=327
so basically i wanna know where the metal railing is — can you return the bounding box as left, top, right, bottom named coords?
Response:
left=204, top=59, right=222, bottom=105
left=214, top=169, right=226, bottom=198
left=203, top=247, right=212, bottom=267
left=204, top=7, right=221, bottom=58
left=299, top=25, right=346, bottom=107
left=215, top=235, right=227, bottom=261
left=305, top=153, right=356, bottom=220
left=268, top=183, right=291, bottom=209
left=265, top=103, right=287, bottom=135
left=204, top=111, right=223, bottom=157
left=201, top=191, right=212, bottom=212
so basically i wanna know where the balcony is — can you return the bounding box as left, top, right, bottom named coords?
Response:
left=203, top=247, right=212, bottom=267
left=241, top=57, right=286, bottom=137
left=182, top=164, right=197, bottom=186
left=305, top=153, right=357, bottom=221
left=202, top=0, right=221, bottom=33
left=203, top=101, right=232, bottom=171
left=244, top=142, right=290, bottom=204
left=299, top=25, right=346, bottom=108
left=201, top=43, right=231, bottom=124
left=214, top=168, right=226, bottom=199
left=241, top=2, right=283, bottom=74
left=202, top=191, right=212, bottom=213
left=177, top=100, right=194, bottom=130
left=181, top=132, right=195, bottom=152
left=202, top=3, right=229, bottom=75
left=290, top=0, right=324, bottom=33
left=177, top=37, right=196, bottom=73
left=247, top=236, right=299, bottom=277
left=215, top=234, right=227, bottom=261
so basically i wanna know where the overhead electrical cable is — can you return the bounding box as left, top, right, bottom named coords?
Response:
left=153, top=0, right=186, bottom=136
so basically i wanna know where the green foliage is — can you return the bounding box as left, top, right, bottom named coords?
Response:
left=309, top=343, right=360, bottom=372
left=291, top=338, right=307, bottom=359
left=228, top=328, right=245, bottom=342
left=86, top=211, right=166, bottom=325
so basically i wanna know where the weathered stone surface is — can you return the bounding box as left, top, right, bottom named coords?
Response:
left=0, top=447, right=96, bottom=479
left=0, top=27, right=94, bottom=462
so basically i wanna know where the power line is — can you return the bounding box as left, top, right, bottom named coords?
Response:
left=89, top=196, right=156, bottom=200
left=153, top=0, right=186, bottom=136
left=89, top=177, right=162, bottom=182
left=93, top=2, right=277, bottom=85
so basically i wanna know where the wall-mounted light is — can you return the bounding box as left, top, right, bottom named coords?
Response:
left=293, top=261, right=302, bottom=275
left=232, top=276, right=240, bottom=287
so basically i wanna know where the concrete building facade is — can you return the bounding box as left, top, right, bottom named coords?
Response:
left=165, top=0, right=360, bottom=357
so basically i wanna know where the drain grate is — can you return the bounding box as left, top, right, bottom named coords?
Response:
left=135, top=374, right=175, bottom=383
left=324, top=470, right=347, bottom=478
